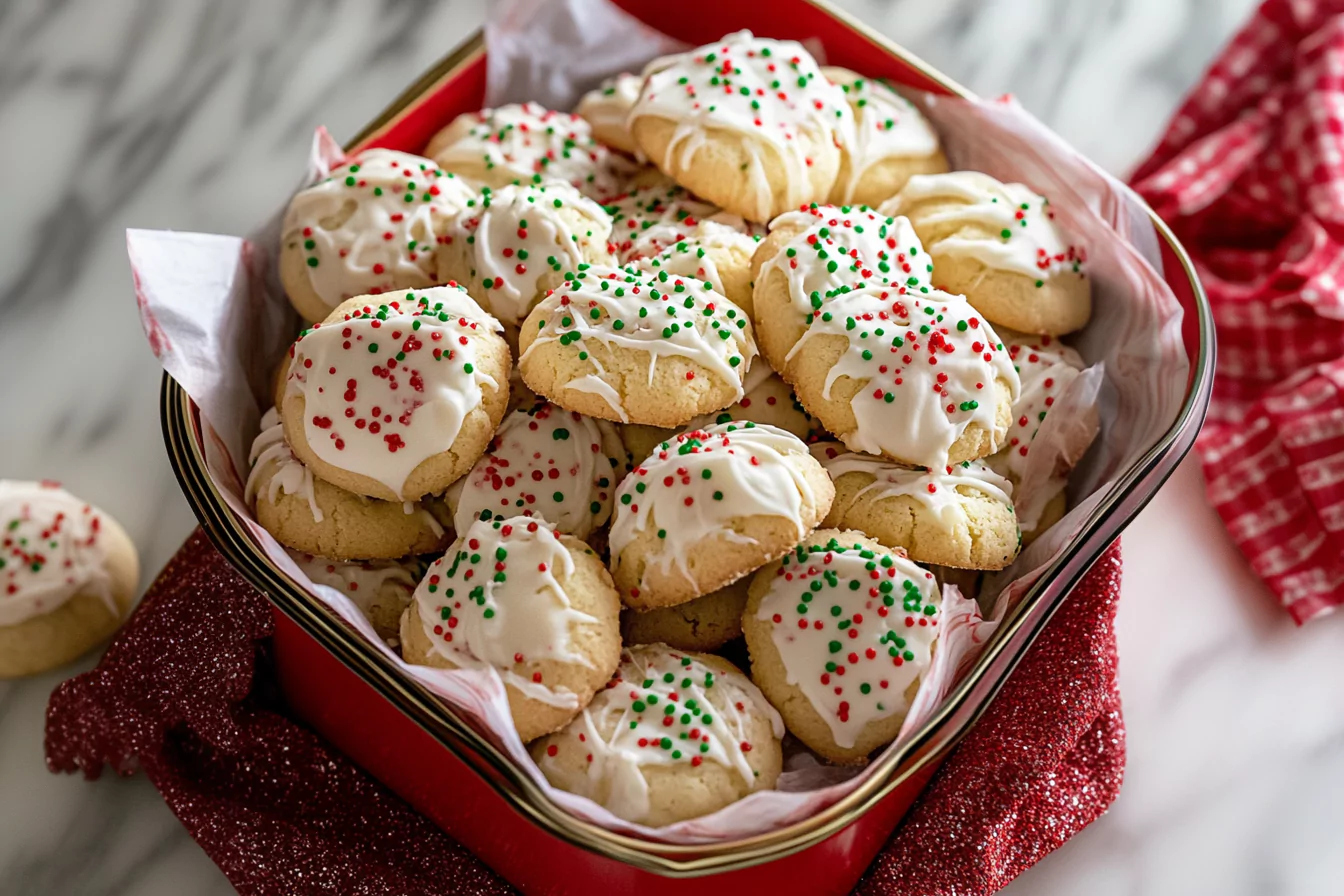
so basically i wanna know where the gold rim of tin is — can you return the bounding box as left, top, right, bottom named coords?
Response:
left=159, top=0, right=1214, bottom=876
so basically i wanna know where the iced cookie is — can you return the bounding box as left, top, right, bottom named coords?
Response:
left=994, top=329, right=1088, bottom=480
left=518, top=264, right=756, bottom=427
left=629, top=31, right=853, bottom=222
left=609, top=422, right=833, bottom=609
left=427, top=102, right=621, bottom=198
left=823, top=68, right=949, bottom=208
left=577, top=73, right=643, bottom=155
left=631, top=220, right=761, bottom=317
left=743, top=529, right=940, bottom=764
left=605, top=181, right=726, bottom=262
left=246, top=408, right=450, bottom=560
left=750, top=204, right=931, bottom=372
left=289, top=550, right=422, bottom=644
left=447, top=401, right=628, bottom=541
left=437, top=182, right=616, bottom=335
left=620, top=577, right=750, bottom=652
left=401, top=517, right=621, bottom=742
left=531, top=644, right=783, bottom=825
left=810, top=442, right=1019, bottom=571
left=0, top=480, right=140, bottom=678
left=282, top=286, right=510, bottom=502
left=279, top=148, right=476, bottom=322
left=881, top=171, right=1091, bottom=335
left=769, top=284, right=1018, bottom=469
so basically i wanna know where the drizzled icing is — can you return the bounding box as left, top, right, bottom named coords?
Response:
left=246, top=407, right=321, bottom=521
left=788, top=285, right=1019, bottom=469
left=576, top=73, right=643, bottom=148
left=0, top=480, right=117, bottom=627
left=629, top=31, right=854, bottom=222
left=632, top=220, right=761, bottom=300
left=609, top=421, right=818, bottom=598
left=534, top=644, right=782, bottom=824
left=449, top=402, right=626, bottom=539
left=762, top=205, right=931, bottom=320
left=824, top=68, right=942, bottom=204
left=442, top=182, right=615, bottom=327
left=285, top=286, right=503, bottom=500
left=283, top=148, right=475, bottom=311
left=755, top=534, right=940, bottom=748
left=289, top=550, right=418, bottom=615
left=882, top=171, right=1087, bottom=282
left=603, top=182, right=723, bottom=262
left=1001, top=332, right=1086, bottom=479
left=521, top=264, right=755, bottom=423
left=412, top=517, right=596, bottom=709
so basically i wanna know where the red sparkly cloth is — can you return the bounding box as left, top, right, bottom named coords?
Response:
left=1131, top=0, right=1344, bottom=624
left=46, top=530, right=1124, bottom=895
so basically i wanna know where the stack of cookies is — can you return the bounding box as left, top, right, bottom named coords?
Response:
left=254, top=30, right=1095, bottom=827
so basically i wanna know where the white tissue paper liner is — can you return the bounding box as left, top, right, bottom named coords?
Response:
left=128, top=0, right=1188, bottom=845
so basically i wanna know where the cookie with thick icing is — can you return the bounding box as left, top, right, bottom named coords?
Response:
left=282, top=286, right=510, bottom=502
left=401, top=517, right=622, bottom=743
left=0, top=481, right=140, bottom=678
left=881, top=171, right=1091, bottom=335
left=577, top=73, right=644, bottom=155
left=630, top=220, right=761, bottom=317
left=605, top=180, right=740, bottom=262
left=620, top=576, right=750, bottom=652
left=289, top=550, right=422, bottom=644
left=531, top=644, right=783, bottom=825
left=609, top=422, right=833, bottom=609
left=992, top=328, right=1088, bottom=482
left=279, top=149, right=476, bottom=322
left=742, top=529, right=940, bottom=764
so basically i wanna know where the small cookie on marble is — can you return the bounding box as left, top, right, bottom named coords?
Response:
left=0, top=480, right=140, bottom=679
left=401, top=516, right=621, bottom=743
left=289, top=550, right=423, bottom=644
left=531, top=643, right=783, bottom=825
left=620, top=576, right=749, bottom=652
left=576, top=73, right=644, bottom=155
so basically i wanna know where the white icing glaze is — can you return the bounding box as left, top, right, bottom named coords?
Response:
left=755, top=535, right=940, bottom=748
left=449, top=402, right=625, bottom=539
left=632, top=220, right=761, bottom=300
left=0, top=480, right=117, bottom=627
left=289, top=550, right=418, bottom=616
left=1001, top=333, right=1086, bottom=479
left=246, top=407, right=322, bottom=522
left=576, top=73, right=643, bottom=142
left=520, top=264, right=755, bottom=423
left=630, top=31, right=854, bottom=222
left=788, top=285, right=1020, bottom=469
left=412, top=517, right=596, bottom=709
left=609, top=421, right=817, bottom=597
left=444, top=182, right=615, bottom=327
left=823, top=68, right=942, bottom=204
left=284, top=286, right=503, bottom=500
left=283, top=148, right=476, bottom=311
left=534, top=644, right=781, bottom=824
left=881, top=171, right=1087, bottom=281
left=603, top=182, right=722, bottom=262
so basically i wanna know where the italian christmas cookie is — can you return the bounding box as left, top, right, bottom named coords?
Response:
left=605, top=180, right=730, bottom=262
left=531, top=643, right=783, bottom=825
left=992, top=328, right=1089, bottom=482
left=576, top=73, right=644, bottom=155
left=282, top=286, right=510, bottom=502
left=620, top=576, right=750, bottom=652
left=822, top=68, right=949, bottom=208
left=628, top=31, right=854, bottom=223
left=401, top=517, right=622, bottom=742
left=630, top=219, right=762, bottom=317
left=246, top=408, right=450, bottom=560
left=750, top=204, right=932, bottom=372
left=0, top=480, right=140, bottom=678
left=773, top=284, right=1019, bottom=469
left=437, top=182, right=616, bottom=336
left=446, top=401, right=629, bottom=541
left=289, top=550, right=423, bottom=644
left=742, top=529, right=940, bottom=764
left=518, top=264, right=756, bottom=427
left=809, top=441, right=1019, bottom=571
left=279, top=148, right=476, bottom=322
left=609, top=421, right=834, bottom=609
left=880, top=171, right=1091, bottom=335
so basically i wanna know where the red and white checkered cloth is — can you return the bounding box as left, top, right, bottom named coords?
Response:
left=1132, top=0, right=1344, bottom=624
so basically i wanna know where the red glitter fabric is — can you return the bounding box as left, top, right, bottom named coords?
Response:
left=46, top=531, right=1123, bottom=895
left=1131, top=0, right=1344, bottom=624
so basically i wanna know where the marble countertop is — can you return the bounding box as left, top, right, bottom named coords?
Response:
left=3, top=0, right=1343, bottom=893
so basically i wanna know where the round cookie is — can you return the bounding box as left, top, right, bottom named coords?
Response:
left=247, top=408, right=450, bottom=560
left=446, top=401, right=629, bottom=541
left=995, top=328, right=1088, bottom=481
left=437, top=182, right=616, bottom=337
left=0, top=480, right=140, bottom=678
left=631, top=220, right=761, bottom=317
left=531, top=644, right=783, bottom=826
left=822, top=68, right=949, bottom=208
left=742, top=529, right=941, bottom=764
left=620, top=576, right=749, bottom=652
left=279, top=148, right=477, bottom=322
left=609, top=421, right=834, bottom=609
left=629, top=31, right=853, bottom=223
left=576, top=73, right=644, bottom=155
left=518, top=264, right=756, bottom=427
left=289, top=550, right=422, bottom=645
left=773, top=284, right=1019, bottom=469
left=809, top=441, right=1019, bottom=571
left=401, top=517, right=621, bottom=743
left=604, top=181, right=724, bottom=262
left=282, top=286, right=510, bottom=502
left=880, top=171, right=1091, bottom=335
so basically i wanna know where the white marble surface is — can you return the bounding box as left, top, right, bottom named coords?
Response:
left=2, top=0, right=1342, bottom=893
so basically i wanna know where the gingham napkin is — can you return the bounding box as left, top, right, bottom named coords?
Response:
left=1132, top=0, right=1344, bottom=623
